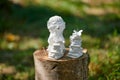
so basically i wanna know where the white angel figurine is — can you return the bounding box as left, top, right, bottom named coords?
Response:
left=67, top=30, right=83, bottom=58
left=47, top=16, right=65, bottom=59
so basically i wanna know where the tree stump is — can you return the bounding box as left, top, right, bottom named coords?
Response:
left=33, top=48, right=89, bottom=80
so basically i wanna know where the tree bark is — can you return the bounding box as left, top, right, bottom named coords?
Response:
left=33, top=49, right=89, bottom=80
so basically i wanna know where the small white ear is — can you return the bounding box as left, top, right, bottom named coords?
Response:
left=73, top=30, right=77, bottom=33
left=78, top=30, right=83, bottom=36
left=79, top=30, right=83, bottom=33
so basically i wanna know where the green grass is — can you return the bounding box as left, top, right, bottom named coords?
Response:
left=0, top=0, right=120, bottom=80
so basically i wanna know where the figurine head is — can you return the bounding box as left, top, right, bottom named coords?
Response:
left=47, top=16, right=65, bottom=34
left=70, top=30, right=83, bottom=40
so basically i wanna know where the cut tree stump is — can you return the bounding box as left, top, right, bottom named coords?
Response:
left=33, top=48, right=89, bottom=80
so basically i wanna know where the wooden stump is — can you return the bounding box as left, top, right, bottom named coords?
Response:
left=33, top=49, right=89, bottom=80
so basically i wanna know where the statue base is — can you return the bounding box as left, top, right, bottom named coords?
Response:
left=33, top=48, right=89, bottom=80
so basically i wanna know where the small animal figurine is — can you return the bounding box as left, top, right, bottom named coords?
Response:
left=67, top=30, right=83, bottom=58
left=47, top=16, right=65, bottom=59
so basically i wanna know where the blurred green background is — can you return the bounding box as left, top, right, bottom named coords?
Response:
left=0, top=0, right=120, bottom=80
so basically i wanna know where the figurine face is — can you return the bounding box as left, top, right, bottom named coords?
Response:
left=47, top=16, right=65, bottom=34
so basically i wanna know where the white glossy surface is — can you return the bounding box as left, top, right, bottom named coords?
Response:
left=67, top=30, right=83, bottom=58
left=47, top=16, right=65, bottom=59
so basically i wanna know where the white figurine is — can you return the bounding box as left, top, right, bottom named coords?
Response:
left=47, top=16, right=65, bottom=59
left=67, top=30, right=83, bottom=58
